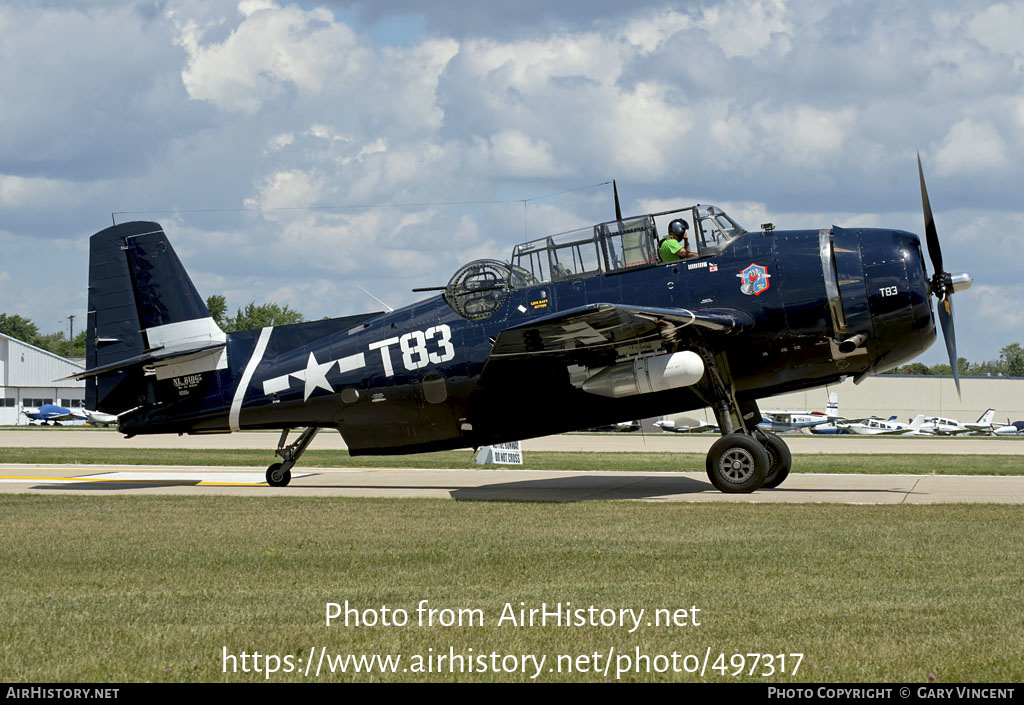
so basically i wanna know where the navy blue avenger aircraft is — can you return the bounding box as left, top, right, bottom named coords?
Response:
left=71, top=159, right=970, bottom=492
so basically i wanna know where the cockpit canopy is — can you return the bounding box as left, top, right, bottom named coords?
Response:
left=509, top=203, right=746, bottom=285
left=444, top=204, right=747, bottom=319
left=693, top=204, right=747, bottom=252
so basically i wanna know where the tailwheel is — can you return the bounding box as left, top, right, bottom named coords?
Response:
left=705, top=434, right=768, bottom=493
left=264, top=426, right=320, bottom=488
left=758, top=430, right=792, bottom=489
left=266, top=462, right=292, bottom=487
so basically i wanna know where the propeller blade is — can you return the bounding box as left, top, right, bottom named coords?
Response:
left=917, top=151, right=943, bottom=277
left=937, top=295, right=961, bottom=400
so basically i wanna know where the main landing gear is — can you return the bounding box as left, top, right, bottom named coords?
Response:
left=704, top=429, right=792, bottom=493
left=266, top=427, right=320, bottom=487
left=697, top=351, right=792, bottom=494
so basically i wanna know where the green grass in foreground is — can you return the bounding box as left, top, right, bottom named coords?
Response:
left=1, top=445, right=1022, bottom=474
left=0, top=496, right=1022, bottom=683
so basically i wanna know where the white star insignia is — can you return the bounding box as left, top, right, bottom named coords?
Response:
left=294, top=351, right=335, bottom=401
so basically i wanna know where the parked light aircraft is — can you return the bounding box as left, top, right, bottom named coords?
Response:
left=767, top=392, right=858, bottom=434
left=915, top=409, right=996, bottom=436
left=589, top=419, right=641, bottom=432
left=757, top=410, right=833, bottom=433
left=22, top=403, right=83, bottom=425
left=81, top=408, right=119, bottom=427
left=993, top=421, right=1024, bottom=436
left=22, top=404, right=118, bottom=427
left=67, top=159, right=969, bottom=493
left=808, top=393, right=848, bottom=434
left=842, top=415, right=923, bottom=435
left=963, top=408, right=998, bottom=435
left=653, top=416, right=719, bottom=433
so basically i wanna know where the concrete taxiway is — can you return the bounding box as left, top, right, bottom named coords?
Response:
left=1, top=465, right=1023, bottom=503
left=2, top=428, right=1023, bottom=454
left=2, top=428, right=1021, bottom=503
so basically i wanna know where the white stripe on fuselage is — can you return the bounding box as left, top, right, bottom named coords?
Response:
left=229, top=327, right=273, bottom=432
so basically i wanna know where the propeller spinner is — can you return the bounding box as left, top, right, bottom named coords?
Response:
left=917, top=152, right=972, bottom=398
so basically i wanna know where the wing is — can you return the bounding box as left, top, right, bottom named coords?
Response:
left=485, top=303, right=752, bottom=369
left=52, top=412, right=84, bottom=422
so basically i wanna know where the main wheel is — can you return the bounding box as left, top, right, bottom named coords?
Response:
left=705, top=434, right=768, bottom=493
left=759, top=431, right=792, bottom=489
left=266, top=462, right=292, bottom=487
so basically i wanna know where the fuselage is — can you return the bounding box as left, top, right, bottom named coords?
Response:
left=118, top=224, right=936, bottom=454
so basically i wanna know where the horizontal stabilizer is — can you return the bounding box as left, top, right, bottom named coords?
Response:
left=62, top=341, right=226, bottom=381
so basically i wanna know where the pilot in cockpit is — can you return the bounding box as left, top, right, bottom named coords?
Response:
left=659, top=218, right=700, bottom=262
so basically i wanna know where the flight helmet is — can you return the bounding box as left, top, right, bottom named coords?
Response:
left=669, top=219, right=689, bottom=237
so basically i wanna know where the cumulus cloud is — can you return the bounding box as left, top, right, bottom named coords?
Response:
left=697, top=0, right=792, bottom=59
left=967, top=284, right=1024, bottom=332
left=174, top=4, right=369, bottom=113
left=933, top=119, right=1009, bottom=175
left=755, top=106, right=858, bottom=164
left=469, top=130, right=568, bottom=178
left=968, top=2, right=1024, bottom=67
left=0, top=175, right=76, bottom=209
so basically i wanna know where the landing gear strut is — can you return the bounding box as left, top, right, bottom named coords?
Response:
left=695, top=350, right=792, bottom=493
left=266, top=427, right=320, bottom=487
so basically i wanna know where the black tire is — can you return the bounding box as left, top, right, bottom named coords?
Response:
left=705, top=434, right=768, bottom=493
left=266, top=462, right=292, bottom=487
left=759, top=431, right=792, bottom=489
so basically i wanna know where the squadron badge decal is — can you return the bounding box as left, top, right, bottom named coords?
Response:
left=737, top=263, right=771, bottom=296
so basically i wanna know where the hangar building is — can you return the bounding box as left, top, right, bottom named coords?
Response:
left=760, top=375, right=1024, bottom=424
left=0, top=332, right=85, bottom=425
left=653, top=375, right=1024, bottom=429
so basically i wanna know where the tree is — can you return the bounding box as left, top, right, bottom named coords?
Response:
left=73, top=330, right=87, bottom=357
left=0, top=313, right=40, bottom=345
left=893, top=362, right=931, bottom=375
left=206, top=295, right=228, bottom=328
left=968, top=359, right=1000, bottom=377
left=1000, top=343, right=1024, bottom=377
left=34, top=332, right=70, bottom=356
left=223, top=302, right=305, bottom=332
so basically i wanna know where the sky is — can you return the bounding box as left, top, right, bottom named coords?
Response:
left=1, top=0, right=1022, bottom=365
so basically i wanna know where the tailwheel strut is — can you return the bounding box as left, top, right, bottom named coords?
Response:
left=266, top=426, right=320, bottom=487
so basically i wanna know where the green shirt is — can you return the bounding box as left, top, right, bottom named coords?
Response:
left=660, top=237, right=686, bottom=262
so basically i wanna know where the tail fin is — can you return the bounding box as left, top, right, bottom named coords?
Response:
left=84, top=221, right=226, bottom=413
left=976, top=408, right=995, bottom=425
left=826, top=392, right=839, bottom=418
left=907, top=414, right=925, bottom=431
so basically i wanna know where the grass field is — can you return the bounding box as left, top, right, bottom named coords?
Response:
left=1, top=445, right=1023, bottom=475
left=1, top=495, right=1022, bottom=683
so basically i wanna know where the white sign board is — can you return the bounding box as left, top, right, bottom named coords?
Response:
left=474, top=441, right=523, bottom=465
